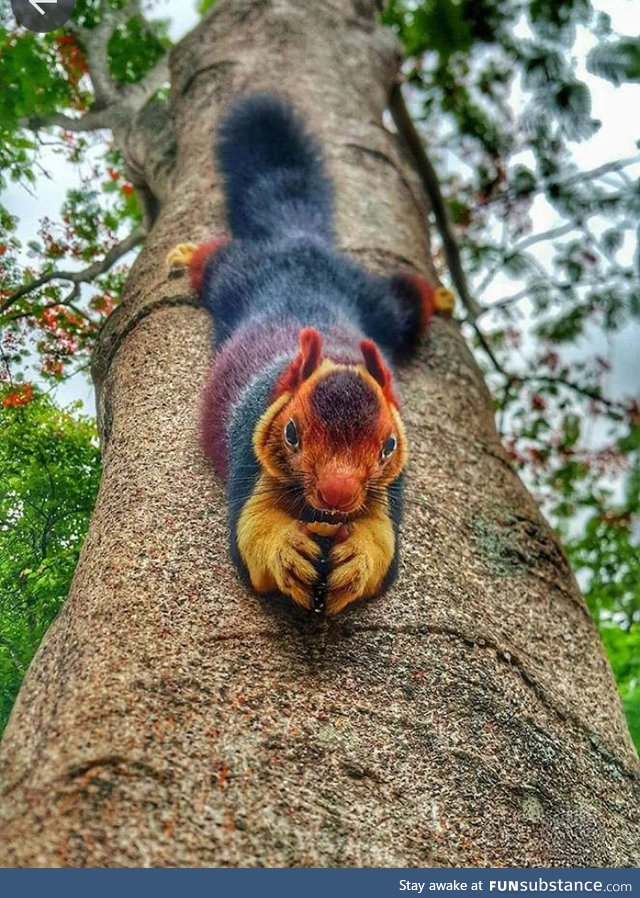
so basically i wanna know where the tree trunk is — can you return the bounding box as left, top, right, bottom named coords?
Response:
left=0, top=0, right=638, bottom=868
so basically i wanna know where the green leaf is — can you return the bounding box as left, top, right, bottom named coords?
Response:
left=536, top=306, right=587, bottom=342
left=551, top=80, right=598, bottom=141
left=107, top=14, right=169, bottom=85
left=511, top=165, right=537, bottom=196
left=587, top=37, right=640, bottom=85
left=562, top=414, right=581, bottom=447
left=601, top=228, right=623, bottom=258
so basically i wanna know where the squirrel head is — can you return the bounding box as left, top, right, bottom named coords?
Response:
left=254, top=328, right=407, bottom=519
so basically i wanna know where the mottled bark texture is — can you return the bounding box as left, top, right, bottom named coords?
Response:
left=1, top=0, right=638, bottom=868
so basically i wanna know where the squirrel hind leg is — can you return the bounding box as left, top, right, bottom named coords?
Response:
left=166, top=236, right=230, bottom=293
left=400, top=272, right=455, bottom=325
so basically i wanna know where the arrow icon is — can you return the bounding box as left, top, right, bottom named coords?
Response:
left=29, top=0, right=57, bottom=13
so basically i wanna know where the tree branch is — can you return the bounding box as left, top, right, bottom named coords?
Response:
left=481, top=155, right=640, bottom=209
left=120, top=57, right=170, bottom=112
left=524, top=374, right=629, bottom=414
left=20, top=109, right=113, bottom=133
left=69, top=2, right=143, bottom=108
left=389, top=82, right=483, bottom=320
left=1, top=226, right=145, bottom=315
left=20, top=3, right=168, bottom=139
left=21, top=52, right=169, bottom=138
left=18, top=3, right=171, bottom=230
left=493, top=367, right=628, bottom=418
left=387, top=85, right=631, bottom=421
left=390, top=82, right=508, bottom=376
left=2, top=284, right=93, bottom=325
left=479, top=286, right=531, bottom=317
left=475, top=222, right=580, bottom=297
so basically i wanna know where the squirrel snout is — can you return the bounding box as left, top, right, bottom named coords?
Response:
left=316, top=474, right=361, bottom=511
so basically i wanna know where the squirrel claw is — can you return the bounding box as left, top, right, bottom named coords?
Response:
left=433, top=286, right=455, bottom=316
left=166, top=242, right=198, bottom=269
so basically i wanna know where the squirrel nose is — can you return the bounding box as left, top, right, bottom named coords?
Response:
left=317, top=474, right=361, bottom=511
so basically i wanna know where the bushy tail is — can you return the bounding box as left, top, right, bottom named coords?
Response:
left=215, top=94, right=334, bottom=243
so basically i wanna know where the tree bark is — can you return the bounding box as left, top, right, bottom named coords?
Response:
left=0, top=0, right=638, bottom=868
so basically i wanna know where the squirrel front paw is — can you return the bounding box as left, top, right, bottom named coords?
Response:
left=236, top=475, right=396, bottom=614
left=237, top=489, right=322, bottom=609
left=269, top=522, right=322, bottom=609
left=326, top=513, right=395, bottom=615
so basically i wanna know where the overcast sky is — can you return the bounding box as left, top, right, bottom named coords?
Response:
left=2, top=0, right=638, bottom=415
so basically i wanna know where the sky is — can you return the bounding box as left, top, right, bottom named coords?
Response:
left=2, top=0, right=639, bottom=416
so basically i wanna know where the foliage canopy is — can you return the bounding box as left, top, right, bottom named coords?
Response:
left=0, top=389, right=100, bottom=731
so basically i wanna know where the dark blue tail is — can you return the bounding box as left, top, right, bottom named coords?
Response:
left=215, top=94, right=335, bottom=244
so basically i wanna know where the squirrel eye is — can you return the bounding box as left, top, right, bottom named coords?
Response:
left=381, top=434, right=397, bottom=460
left=284, top=418, right=300, bottom=449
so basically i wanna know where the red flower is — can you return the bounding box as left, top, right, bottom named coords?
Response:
left=122, top=184, right=134, bottom=197
left=2, top=384, right=34, bottom=408
left=544, top=351, right=559, bottom=370
left=531, top=394, right=547, bottom=412
left=43, top=359, right=64, bottom=378
left=40, top=308, right=59, bottom=329
left=528, top=447, right=543, bottom=465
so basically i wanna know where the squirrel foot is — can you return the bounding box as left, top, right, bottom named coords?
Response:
left=401, top=271, right=455, bottom=324
left=166, top=242, right=198, bottom=269
left=433, top=286, right=455, bottom=316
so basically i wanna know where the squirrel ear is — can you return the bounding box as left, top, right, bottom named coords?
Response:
left=360, top=339, right=398, bottom=405
left=275, top=327, right=324, bottom=396
left=298, top=327, right=323, bottom=380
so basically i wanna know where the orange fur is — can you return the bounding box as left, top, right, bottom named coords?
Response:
left=247, top=329, right=408, bottom=613
left=237, top=473, right=321, bottom=609
left=257, top=363, right=406, bottom=516
left=326, top=493, right=395, bottom=615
